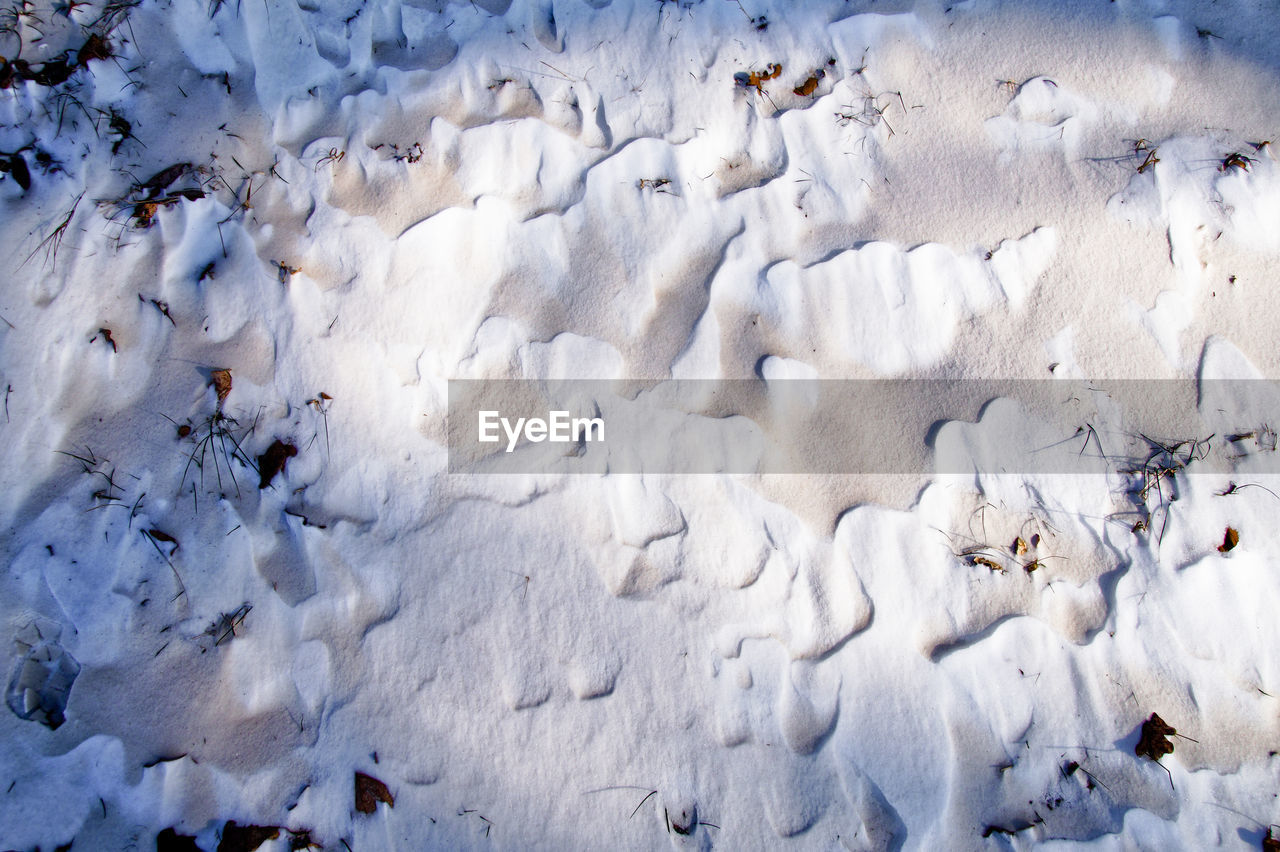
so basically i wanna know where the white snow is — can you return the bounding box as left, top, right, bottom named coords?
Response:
left=3, top=0, right=1280, bottom=849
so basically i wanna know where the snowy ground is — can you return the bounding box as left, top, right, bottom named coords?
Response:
left=3, top=0, right=1280, bottom=849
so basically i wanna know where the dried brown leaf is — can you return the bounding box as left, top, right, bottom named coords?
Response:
left=132, top=201, right=159, bottom=228
left=355, top=771, right=394, bottom=814
left=1221, top=152, right=1253, bottom=172
left=969, top=555, right=1004, bottom=573
left=211, top=369, right=232, bottom=409
left=743, top=62, right=783, bottom=89
left=216, top=821, right=279, bottom=852
left=147, top=529, right=176, bottom=543
left=1, top=153, right=30, bottom=191
left=156, top=827, right=202, bottom=852
left=76, top=34, right=113, bottom=66
left=1135, top=712, right=1176, bottom=761
left=257, top=439, right=297, bottom=489
left=141, top=163, right=193, bottom=197
left=793, top=74, right=819, bottom=96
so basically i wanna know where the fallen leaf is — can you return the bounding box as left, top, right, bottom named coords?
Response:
left=148, top=529, right=178, bottom=545
left=257, top=439, right=297, bottom=489
left=793, top=74, right=819, bottom=96
left=141, top=163, right=193, bottom=198
left=156, top=827, right=202, bottom=852
left=211, top=369, right=232, bottom=409
left=94, top=328, right=117, bottom=352
left=741, top=62, right=783, bottom=90
left=28, top=57, right=76, bottom=86
left=1, top=153, right=30, bottom=191
left=1219, top=527, right=1239, bottom=553
left=132, top=200, right=159, bottom=228
left=968, top=554, right=1003, bottom=573
left=355, top=771, right=395, bottom=814
left=216, top=821, right=279, bottom=852
left=1221, top=152, right=1253, bottom=172
left=76, top=33, right=113, bottom=65
left=1135, top=712, right=1176, bottom=761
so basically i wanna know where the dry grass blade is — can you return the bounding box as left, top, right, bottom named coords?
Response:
left=180, top=411, right=257, bottom=503
left=140, top=528, right=187, bottom=602
left=630, top=789, right=657, bottom=819
left=306, top=392, right=333, bottom=459
left=209, top=603, right=251, bottom=645
left=24, top=191, right=83, bottom=269
left=90, top=0, right=142, bottom=34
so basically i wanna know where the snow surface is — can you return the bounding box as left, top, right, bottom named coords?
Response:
left=3, top=0, right=1280, bottom=849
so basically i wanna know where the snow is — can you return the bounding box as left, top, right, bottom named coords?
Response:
left=3, top=0, right=1280, bottom=849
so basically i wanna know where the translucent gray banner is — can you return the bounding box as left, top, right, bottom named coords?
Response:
left=446, top=379, right=1280, bottom=475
